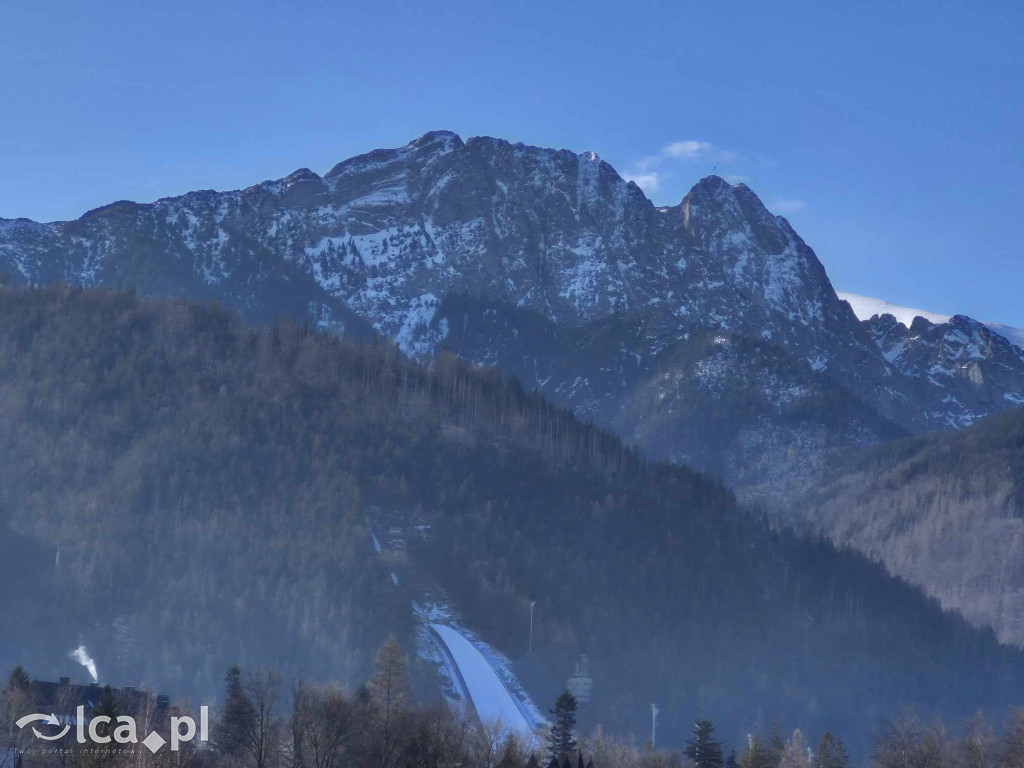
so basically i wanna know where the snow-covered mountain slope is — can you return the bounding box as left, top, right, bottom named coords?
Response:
left=839, top=290, right=1024, bottom=351
left=837, top=291, right=1024, bottom=427
left=2, top=131, right=1022, bottom=499
left=862, top=314, right=1024, bottom=425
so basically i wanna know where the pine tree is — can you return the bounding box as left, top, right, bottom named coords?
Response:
left=725, top=750, right=739, bottom=768
left=685, top=719, right=724, bottom=768
left=816, top=733, right=850, bottom=768
left=547, top=691, right=579, bottom=761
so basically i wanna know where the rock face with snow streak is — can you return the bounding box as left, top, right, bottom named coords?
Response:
left=2, top=130, right=1022, bottom=498
left=863, top=313, right=1024, bottom=426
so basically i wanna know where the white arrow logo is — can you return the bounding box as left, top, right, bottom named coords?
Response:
left=15, top=713, right=71, bottom=740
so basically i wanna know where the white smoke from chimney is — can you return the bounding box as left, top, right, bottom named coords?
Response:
left=69, top=645, right=98, bottom=683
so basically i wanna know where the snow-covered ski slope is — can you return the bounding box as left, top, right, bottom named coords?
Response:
left=429, top=623, right=535, bottom=739
left=370, top=509, right=542, bottom=739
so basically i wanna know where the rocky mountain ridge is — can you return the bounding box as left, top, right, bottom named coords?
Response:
left=864, top=312, right=1024, bottom=427
left=2, top=130, right=1022, bottom=498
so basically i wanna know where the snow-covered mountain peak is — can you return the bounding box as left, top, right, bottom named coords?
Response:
left=284, top=167, right=321, bottom=184
left=949, top=314, right=986, bottom=330
left=677, top=175, right=784, bottom=235
left=678, top=175, right=773, bottom=210
left=411, top=129, right=463, bottom=147
left=839, top=291, right=1024, bottom=352
left=325, top=130, right=463, bottom=180
left=3, top=131, right=1024, bottom=494
left=688, top=174, right=734, bottom=194
left=861, top=307, right=1024, bottom=425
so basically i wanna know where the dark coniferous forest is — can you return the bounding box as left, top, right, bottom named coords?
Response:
left=1, top=286, right=1022, bottom=759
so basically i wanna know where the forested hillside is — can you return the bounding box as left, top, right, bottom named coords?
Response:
left=0, top=286, right=1022, bottom=760
left=429, top=293, right=906, bottom=508
left=796, top=405, right=1024, bottom=645
left=0, top=284, right=642, bottom=700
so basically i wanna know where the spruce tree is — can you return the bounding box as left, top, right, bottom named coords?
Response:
left=6, top=666, right=30, bottom=692
left=547, top=690, right=578, bottom=761
left=212, top=666, right=256, bottom=760
left=91, top=685, right=118, bottom=741
left=685, top=719, right=724, bottom=768
left=80, top=686, right=120, bottom=768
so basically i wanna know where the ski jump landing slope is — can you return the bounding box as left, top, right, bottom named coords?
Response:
left=429, top=623, right=534, bottom=738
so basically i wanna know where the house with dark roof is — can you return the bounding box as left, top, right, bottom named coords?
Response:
left=4, top=677, right=179, bottom=766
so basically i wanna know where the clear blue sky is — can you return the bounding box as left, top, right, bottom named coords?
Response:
left=2, top=0, right=1021, bottom=325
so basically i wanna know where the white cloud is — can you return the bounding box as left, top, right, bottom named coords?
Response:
left=663, top=140, right=713, bottom=159
left=621, top=139, right=749, bottom=199
left=633, top=154, right=661, bottom=171
left=624, top=171, right=660, bottom=192
left=769, top=198, right=806, bottom=213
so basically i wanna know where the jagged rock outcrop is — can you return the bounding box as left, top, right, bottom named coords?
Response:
left=863, top=312, right=1024, bottom=427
